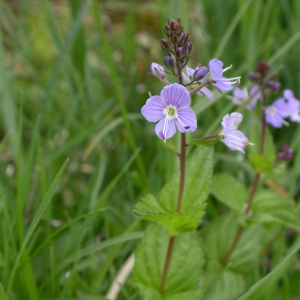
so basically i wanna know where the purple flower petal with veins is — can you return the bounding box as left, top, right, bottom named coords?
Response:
left=220, top=112, right=252, bottom=153
left=208, top=58, right=240, bottom=92
left=141, top=83, right=197, bottom=141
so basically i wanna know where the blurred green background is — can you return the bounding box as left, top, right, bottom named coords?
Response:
left=1, top=0, right=300, bottom=299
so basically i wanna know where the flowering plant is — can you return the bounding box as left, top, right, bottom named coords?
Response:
left=132, top=19, right=300, bottom=300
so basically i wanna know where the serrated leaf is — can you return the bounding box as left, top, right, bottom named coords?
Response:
left=211, top=173, right=247, bottom=214
left=133, top=194, right=198, bottom=235
left=132, top=224, right=203, bottom=298
left=189, top=137, right=219, bottom=147
left=204, top=270, right=246, bottom=300
left=251, top=190, right=300, bottom=231
left=159, top=146, right=213, bottom=221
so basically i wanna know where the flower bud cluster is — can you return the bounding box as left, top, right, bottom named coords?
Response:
left=160, top=18, right=192, bottom=74
left=249, top=61, right=280, bottom=92
left=277, top=143, right=293, bottom=161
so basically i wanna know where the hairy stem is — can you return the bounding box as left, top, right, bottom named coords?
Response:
left=160, top=61, right=187, bottom=294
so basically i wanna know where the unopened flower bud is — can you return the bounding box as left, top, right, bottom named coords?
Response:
left=164, top=55, right=175, bottom=71
left=267, top=80, right=280, bottom=91
left=185, top=42, right=193, bottom=57
left=278, top=144, right=293, bottom=161
left=164, top=26, right=172, bottom=37
left=248, top=72, right=260, bottom=82
left=256, top=61, right=269, bottom=78
left=150, top=62, right=165, bottom=79
left=178, top=33, right=189, bottom=46
left=175, top=47, right=185, bottom=59
left=193, top=66, right=208, bottom=81
left=160, top=39, right=172, bottom=54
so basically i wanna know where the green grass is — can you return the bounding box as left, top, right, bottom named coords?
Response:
left=0, top=0, right=300, bottom=299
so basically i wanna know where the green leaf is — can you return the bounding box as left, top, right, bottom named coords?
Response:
left=204, top=270, right=246, bottom=300
left=133, top=194, right=198, bottom=236
left=0, top=282, right=8, bottom=300
left=249, top=155, right=274, bottom=175
left=132, top=224, right=203, bottom=298
left=248, top=116, right=276, bottom=173
left=211, top=173, right=247, bottom=214
left=189, top=138, right=219, bottom=147
left=159, top=146, right=213, bottom=221
left=251, top=190, right=300, bottom=231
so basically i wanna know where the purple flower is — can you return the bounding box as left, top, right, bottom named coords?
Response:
left=208, top=58, right=240, bottom=92
left=183, top=66, right=214, bottom=101
left=247, top=85, right=261, bottom=109
left=141, top=83, right=197, bottom=141
left=150, top=62, right=165, bottom=79
left=265, top=89, right=300, bottom=128
left=220, top=112, right=252, bottom=153
left=283, top=89, right=300, bottom=122
left=227, top=85, right=261, bottom=109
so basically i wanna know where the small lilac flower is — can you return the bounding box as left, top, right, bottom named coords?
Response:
left=183, top=66, right=214, bottom=101
left=141, top=83, right=197, bottom=141
left=283, top=89, right=300, bottom=122
left=227, top=85, right=261, bottom=109
left=265, top=90, right=300, bottom=128
left=247, top=85, right=261, bottom=109
left=220, top=112, right=253, bottom=153
left=150, top=62, right=165, bottom=79
left=227, top=87, right=249, bottom=105
left=208, top=58, right=240, bottom=92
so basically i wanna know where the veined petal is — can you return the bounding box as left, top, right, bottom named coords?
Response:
left=155, top=117, right=176, bottom=140
left=141, top=95, right=166, bottom=122
left=175, top=107, right=197, bottom=132
left=185, top=66, right=195, bottom=78
left=215, top=80, right=233, bottom=92
left=223, top=129, right=249, bottom=153
left=198, top=87, right=214, bottom=101
left=208, top=58, right=223, bottom=78
left=161, top=83, right=191, bottom=108
left=221, top=112, right=243, bottom=131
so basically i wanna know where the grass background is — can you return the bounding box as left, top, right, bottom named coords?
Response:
left=0, top=0, right=300, bottom=299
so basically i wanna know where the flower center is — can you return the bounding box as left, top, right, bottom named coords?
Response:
left=164, top=105, right=177, bottom=119
left=269, top=106, right=277, bottom=116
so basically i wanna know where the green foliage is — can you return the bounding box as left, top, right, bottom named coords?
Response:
left=0, top=0, right=300, bottom=298
left=189, top=137, right=219, bottom=147
left=248, top=116, right=276, bottom=174
left=211, top=173, right=247, bottom=215
left=251, top=190, right=300, bottom=231
left=159, top=146, right=213, bottom=218
left=134, top=194, right=198, bottom=236
left=132, top=224, right=203, bottom=299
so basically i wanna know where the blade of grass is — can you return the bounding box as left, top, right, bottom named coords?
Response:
left=0, top=283, right=8, bottom=300
left=237, top=235, right=300, bottom=300
left=6, top=158, right=69, bottom=295
left=92, top=0, right=148, bottom=188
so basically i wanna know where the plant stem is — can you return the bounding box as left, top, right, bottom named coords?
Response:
left=160, top=59, right=187, bottom=294
left=221, top=226, right=243, bottom=266
left=176, top=133, right=187, bottom=212
left=159, top=236, right=176, bottom=294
